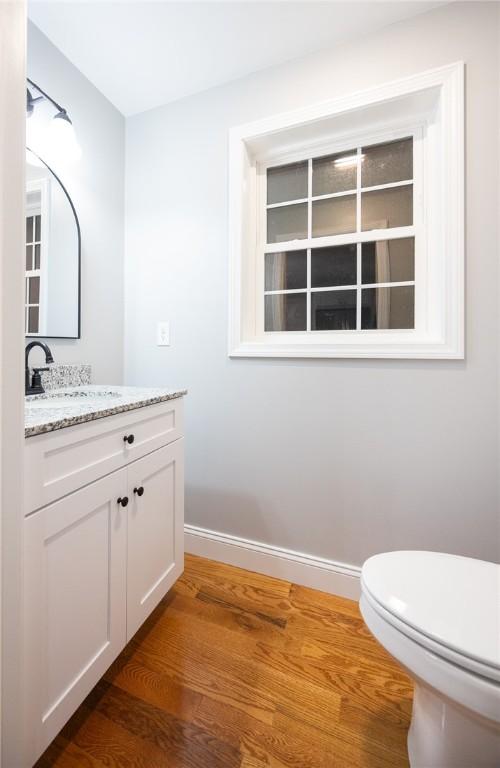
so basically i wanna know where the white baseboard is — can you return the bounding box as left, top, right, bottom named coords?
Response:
left=184, top=524, right=361, bottom=601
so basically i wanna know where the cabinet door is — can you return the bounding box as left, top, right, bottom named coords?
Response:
left=24, top=469, right=128, bottom=766
left=127, top=439, right=184, bottom=640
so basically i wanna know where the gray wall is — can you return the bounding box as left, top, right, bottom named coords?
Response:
left=28, top=22, right=125, bottom=383
left=124, top=2, right=499, bottom=567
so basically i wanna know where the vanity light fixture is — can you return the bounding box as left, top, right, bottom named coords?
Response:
left=26, top=78, right=81, bottom=162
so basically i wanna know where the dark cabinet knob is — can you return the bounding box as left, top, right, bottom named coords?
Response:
left=123, top=434, right=135, bottom=445
left=117, top=496, right=129, bottom=507
left=133, top=486, right=145, bottom=497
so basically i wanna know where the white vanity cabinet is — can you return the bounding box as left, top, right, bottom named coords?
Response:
left=23, top=396, right=184, bottom=766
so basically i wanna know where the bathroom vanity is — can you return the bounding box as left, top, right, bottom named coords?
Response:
left=23, top=385, right=186, bottom=765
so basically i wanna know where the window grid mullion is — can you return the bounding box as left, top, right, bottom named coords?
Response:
left=264, top=288, right=308, bottom=296
left=356, top=147, right=362, bottom=330
left=265, top=179, right=413, bottom=211
left=264, top=280, right=415, bottom=296
left=264, top=225, right=416, bottom=253
left=266, top=197, right=308, bottom=210
left=356, top=244, right=362, bottom=330
left=307, top=159, right=312, bottom=331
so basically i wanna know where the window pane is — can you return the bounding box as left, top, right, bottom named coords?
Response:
left=362, top=238, right=414, bottom=284
left=265, top=250, right=306, bottom=291
left=361, top=285, right=414, bottom=329
left=34, top=243, right=41, bottom=269
left=26, top=245, right=33, bottom=271
left=267, top=203, right=307, bottom=244
left=29, top=276, right=40, bottom=304
left=28, top=306, right=39, bottom=334
left=312, top=195, right=356, bottom=237
left=265, top=292, right=307, bottom=332
left=35, top=214, right=41, bottom=242
left=361, top=138, right=413, bottom=188
left=361, top=185, right=412, bottom=231
left=267, top=161, right=308, bottom=205
left=311, top=290, right=357, bottom=330
left=311, top=244, right=357, bottom=288
left=312, top=151, right=357, bottom=196
left=26, top=216, right=33, bottom=244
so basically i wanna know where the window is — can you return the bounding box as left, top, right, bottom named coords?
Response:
left=263, top=138, right=415, bottom=333
left=229, top=63, right=464, bottom=359
left=25, top=179, right=49, bottom=336
left=25, top=210, right=42, bottom=335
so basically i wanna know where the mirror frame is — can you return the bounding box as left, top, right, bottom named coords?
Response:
left=25, top=147, right=81, bottom=339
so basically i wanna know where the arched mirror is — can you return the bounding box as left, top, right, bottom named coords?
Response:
left=25, top=149, right=81, bottom=338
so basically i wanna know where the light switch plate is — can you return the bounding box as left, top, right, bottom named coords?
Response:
left=157, top=321, right=170, bottom=346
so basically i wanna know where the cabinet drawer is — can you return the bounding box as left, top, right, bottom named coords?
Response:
left=25, top=398, right=183, bottom=513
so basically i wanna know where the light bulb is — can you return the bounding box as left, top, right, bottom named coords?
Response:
left=47, top=111, right=81, bottom=163
left=334, top=153, right=364, bottom=168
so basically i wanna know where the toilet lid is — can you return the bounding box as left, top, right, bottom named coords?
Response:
left=361, top=551, right=500, bottom=679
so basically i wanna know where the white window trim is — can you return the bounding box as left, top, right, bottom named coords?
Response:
left=228, top=62, right=464, bottom=359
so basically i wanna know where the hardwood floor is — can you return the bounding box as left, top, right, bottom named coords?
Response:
left=35, top=554, right=413, bottom=767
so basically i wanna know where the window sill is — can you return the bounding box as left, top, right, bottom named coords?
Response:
left=229, top=335, right=464, bottom=360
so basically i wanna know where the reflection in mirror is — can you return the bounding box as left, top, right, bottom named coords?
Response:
left=362, top=238, right=415, bottom=284
left=312, top=151, right=357, bottom=196
left=312, top=195, right=357, bottom=237
left=311, top=290, right=357, bottom=330
left=25, top=149, right=80, bottom=338
left=265, top=250, right=307, bottom=291
left=361, top=138, right=413, bottom=188
left=311, top=244, right=357, bottom=287
left=265, top=293, right=307, bottom=332
left=267, top=203, right=308, bottom=243
left=361, top=285, right=414, bottom=329
left=267, top=161, right=308, bottom=205
left=361, top=185, right=413, bottom=231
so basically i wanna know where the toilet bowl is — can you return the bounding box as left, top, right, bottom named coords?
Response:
left=360, top=551, right=500, bottom=768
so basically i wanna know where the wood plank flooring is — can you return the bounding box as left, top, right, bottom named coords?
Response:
left=35, top=554, right=413, bottom=767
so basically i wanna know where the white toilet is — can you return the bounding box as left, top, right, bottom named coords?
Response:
left=360, top=551, right=500, bottom=768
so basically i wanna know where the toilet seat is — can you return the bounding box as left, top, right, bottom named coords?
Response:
left=361, top=551, right=500, bottom=684
left=362, top=584, right=500, bottom=689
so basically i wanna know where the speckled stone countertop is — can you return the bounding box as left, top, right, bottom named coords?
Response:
left=25, top=385, right=187, bottom=438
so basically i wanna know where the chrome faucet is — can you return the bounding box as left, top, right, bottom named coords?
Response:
left=25, top=341, right=54, bottom=395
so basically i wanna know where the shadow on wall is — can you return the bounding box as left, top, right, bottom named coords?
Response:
left=186, top=485, right=265, bottom=537
left=185, top=485, right=298, bottom=579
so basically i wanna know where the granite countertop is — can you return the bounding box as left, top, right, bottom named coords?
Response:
left=25, top=385, right=187, bottom=438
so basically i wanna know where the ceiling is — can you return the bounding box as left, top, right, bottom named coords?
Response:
left=28, top=1, right=443, bottom=117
